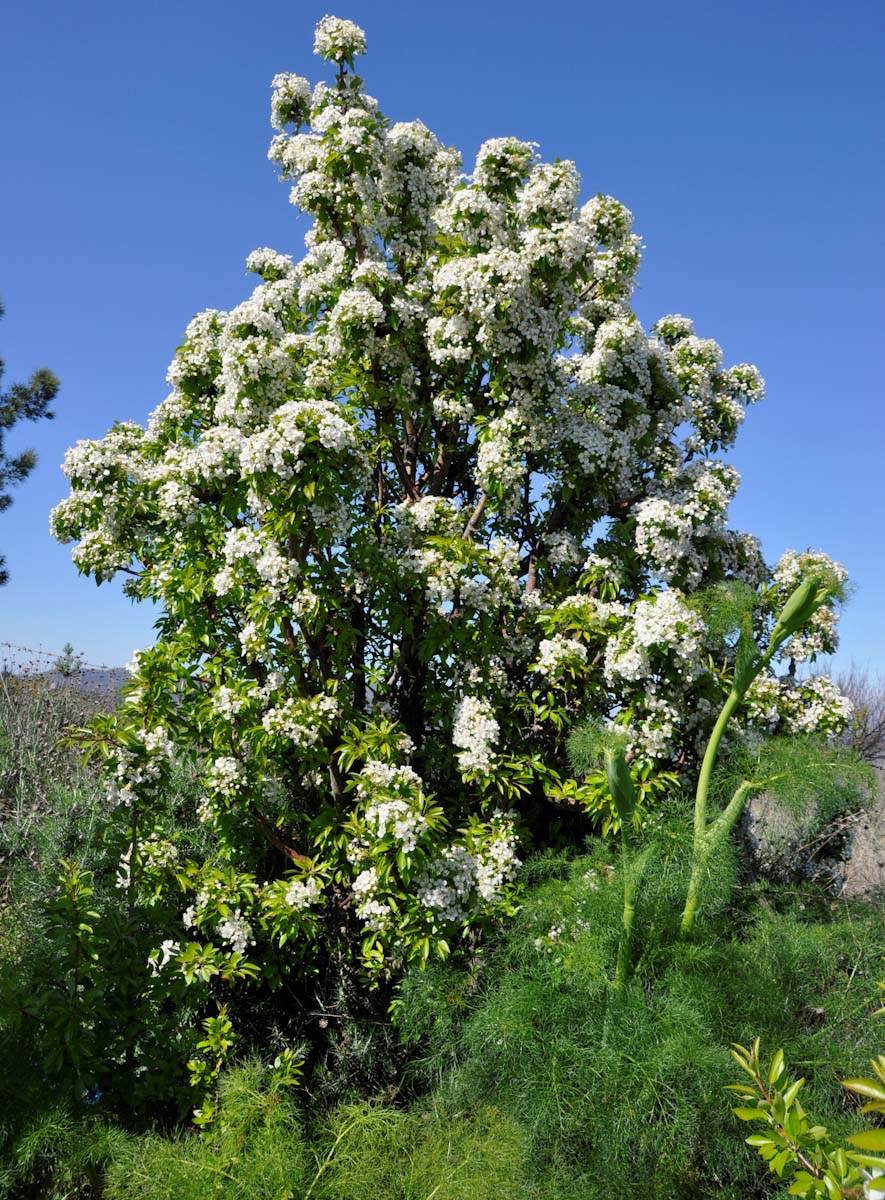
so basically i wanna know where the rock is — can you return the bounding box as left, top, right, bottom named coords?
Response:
left=840, top=765, right=885, bottom=897
left=739, top=769, right=884, bottom=894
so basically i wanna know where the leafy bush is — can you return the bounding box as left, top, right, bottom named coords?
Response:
left=309, top=1101, right=526, bottom=1200
left=0, top=670, right=106, bottom=831
left=0, top=1108, right=122, bottom=1200
left=103, top=1060, right=525, bottom=1200
left=394, top=822, right=885, bottom=1198
left=729, top=1038, right=885, bottom=1197
left=104, top=1061, right=313, bottom=1200
left=2, top=800, right=882, bottom=1198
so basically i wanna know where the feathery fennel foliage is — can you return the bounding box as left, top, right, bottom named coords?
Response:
left=392, top=824, right=885, bottom=1198
left=103, top=1061, right=526, bottom=1200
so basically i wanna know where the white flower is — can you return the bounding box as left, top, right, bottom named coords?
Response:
left=217, top=909, right=254, bottom=955
left=773, top=549, right=847, bottom=661
left=532, top=635, right=588, bottom=679
left=452, top=695, right=499, bottom=776
left=356, top=760, right=428, bottom=852
left=262, top=694, right=338, bottom=747
left=417, top=815, right=520, bottom=921
left=238, top=621, right=263, bottom=659
left=206, top=756, right=244, bottom=797
left=605, top=590, right=704, bottom=684
left=285, top=876, right=323, bottom=909
left=148, top=939, right=179, bottom=976
left=270, top=74, right=311, bottom=131
left=313, top=15, right=366, bottom=61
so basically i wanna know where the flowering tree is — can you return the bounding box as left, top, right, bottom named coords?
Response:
left=52, top=17, right=850, bottom=1001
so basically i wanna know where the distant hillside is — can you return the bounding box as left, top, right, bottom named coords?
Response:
left=39, top=667, right=129, bottom=696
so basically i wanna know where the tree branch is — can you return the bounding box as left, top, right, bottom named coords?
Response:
left=462, top=494, right=486, bottom=538
left=248, top=802, right=309, bottom=865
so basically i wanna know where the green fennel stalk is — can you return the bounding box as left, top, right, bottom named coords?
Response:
left=680, top=575, right=837, bottom=936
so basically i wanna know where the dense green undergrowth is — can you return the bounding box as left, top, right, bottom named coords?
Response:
left=1, top=677, right=883, bottom=1199
left=392, top=837, right=884, bottom=1198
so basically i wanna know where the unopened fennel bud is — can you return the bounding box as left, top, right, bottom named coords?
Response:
left=604, top=746, right=636, bottom=826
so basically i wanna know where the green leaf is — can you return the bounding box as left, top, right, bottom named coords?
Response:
left=788, top=1173, right=816, bottom=1196
left=734, top=1107, right=766, bottom=1121
left=845, top=1151, right=885, bottom=1170
left=768, top=1049, right=785, bottom=1085
left=823, top=1174, right=842, bottom=1200
left=771, top=1149, right=791, bottom=1176
left=731, top=1047, right=758, bottom=1079
left=843, top=1078, right=885, bottom=1102
left=848, top=1130, right=885, bottom=1151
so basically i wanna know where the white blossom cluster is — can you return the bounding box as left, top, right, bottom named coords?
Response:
left=452, top=695, right=499, bottom=776
left=474, top=817, right=521, bottom=900
left=182, top=877, right=243, bottom=931
left=313, top=14, right=366, bottom=60
left=605, top=590, right=705, bottom=684
left=773, top=549, right=847, bottom=661
left=350, top=866, right=393, bottom=930
left=363, top=797, right=428, bottom=852
left=107, top=725, right=174, bottom=808
left=270, top=73, right=311, bottom=132
left=214, top=526, right=299, bottom=600
left=357, top=760, right=429, bottom=852
left=355, top=759, right=423, bottom=799
left=629, top=690, right=681, bottom=758
left=743, top=673, right=853, bottom=736
left=284, top=875, right=323, bottom=909
left=790, top=677, right=852, bottom=735
left=417, top=814, right=520, bottom=922
left=544, top=531, right=585, bottom=567
left=392, top=496, right=463, bottom=546
left=743, top=674, right=782, bottom=732
left=262, top=693, right=339, bottom=748
left=634, top=462, right=741, bottom=587
left=416, top=846, right=476, bottom=921
left=205, top=756, right=245, bottom=798
left=211, top=683, right=255, bottom=720
left=217, top=908, right=255, bottom=955
left=532, top=635, right=589, bottom=680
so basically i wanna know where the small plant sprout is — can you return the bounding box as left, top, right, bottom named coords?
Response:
left=730, top=1036, right=885, bottom=1198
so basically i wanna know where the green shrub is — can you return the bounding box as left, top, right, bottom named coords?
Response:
left=394, top=820, right=885, bottom=1198
left=104, top=1062, right=313, bottom=1200
left=0, top=1108, right=123, bottom=1200
left=103, top=1063, right=525, bottom=1200
left=309, top=1101, right=526, bottom=1200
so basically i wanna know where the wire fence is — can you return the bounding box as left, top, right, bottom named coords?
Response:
left=0, top=642, right=128, bottom=696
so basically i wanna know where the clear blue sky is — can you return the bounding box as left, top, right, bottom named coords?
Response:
left=1, top=0, right=882, bottom=670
